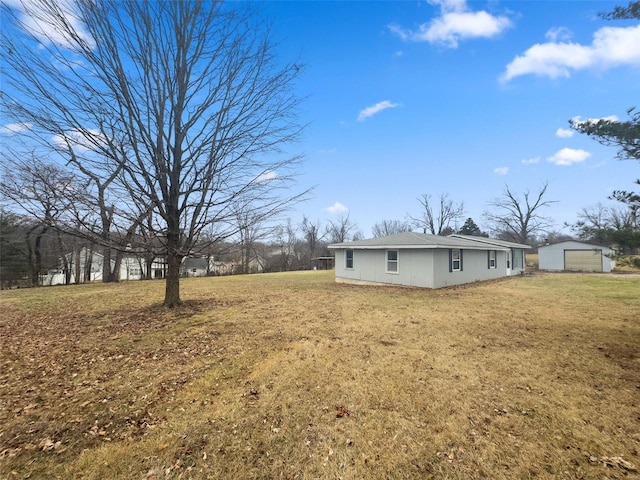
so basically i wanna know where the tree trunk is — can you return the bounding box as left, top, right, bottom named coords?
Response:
left=102, top=245, right=113, bottom=282
left=164, top=232, right=183, bottom=307
left=26, top=225, right=47, bottom=287
left=112, top=250, right=123, bottom=282
left=145, top=255, right=154, bottom=280
left=164, top=252, right=182, bottom=307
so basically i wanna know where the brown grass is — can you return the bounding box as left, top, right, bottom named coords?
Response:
left=1, top=271, right=639, bottom=479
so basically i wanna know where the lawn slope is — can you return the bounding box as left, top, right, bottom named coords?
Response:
left=1, top=271, right=639, bottom=479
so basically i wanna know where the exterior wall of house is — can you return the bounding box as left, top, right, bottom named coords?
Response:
left=183, top=266, right=208, bottom=277
left=120, top=256, right=145, bottom=281
left=334, top=247, right=511, bottom=289
left=432, top=249, right=508, bottom=288
left=538, top=241, right=614, bottom=272
left=41, top=250, right=105, bottom=286
left=511, top=248, right=526, bottom=275
left=334, top=248, right=435, bottom=288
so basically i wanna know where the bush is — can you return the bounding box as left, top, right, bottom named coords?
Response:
left=614, top=255, right=640, bottom=271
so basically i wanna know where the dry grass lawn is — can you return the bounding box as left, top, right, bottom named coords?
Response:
left=1, top=271, right=639, bottom=479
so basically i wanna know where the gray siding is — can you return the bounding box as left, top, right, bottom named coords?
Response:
left=335, top=247, right=510, bottom=289
left=511, top=248, right=526, bottom=275
left=433, top=249, right=507, bottom=288
left=334, top=249, right=435, bottom=288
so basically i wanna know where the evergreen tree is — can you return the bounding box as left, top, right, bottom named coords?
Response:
left=458, top=218, right=487, bottom=237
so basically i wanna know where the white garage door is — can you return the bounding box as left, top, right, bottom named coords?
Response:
left=564, top=250, right=602, bottom=272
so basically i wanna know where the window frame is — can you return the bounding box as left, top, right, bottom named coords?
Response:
left=450, top=248, right=462, bottom=272
left=345, top=249, right=354, bottom=269
left=488, top=250, right=496, bottom=269
left=386, top=249, right=399, bottom=273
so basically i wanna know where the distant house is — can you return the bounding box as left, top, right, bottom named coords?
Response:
left=538, top=241, right=615, bottom=273
left=181, top=257, right=209, bottom=277
left=328, top=232, right=530, bottom=289
left=41, top=247, right=165, bottom=285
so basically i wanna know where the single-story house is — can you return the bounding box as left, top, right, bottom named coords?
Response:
left=181, top=257, right=209, bottom=277
left=538, top=240, right=615, bottom=273
left=328, top=232, right=530, bottom=289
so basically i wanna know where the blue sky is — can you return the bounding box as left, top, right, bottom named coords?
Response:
left=260, top=0, right=640, bottom=237
left=1, top=0, right=638, bottom=240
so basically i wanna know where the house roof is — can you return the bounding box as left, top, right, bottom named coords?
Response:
left=328, top=232, right=514, bottom=251
left=182, top=257, right=209, bottom=269
left=538, top=240, right=612, bottom=250
left=448, top=234, right=531, bottom=249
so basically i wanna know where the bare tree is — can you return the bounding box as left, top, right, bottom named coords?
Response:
left=0, top=210, right=31, bottom=289
left=0, top=157, right=77, bottom=285
left=371, top=219, right=411, bottom=237
left=273, top=219, right=298, bottom=271
left=409, top=193, right=464, bottom=235
left=484, top=182, right=555, bottom=244
left=2, top=1, right=306, bottom=306
left=300, top=216, right=325, bottom=261
left=571, top=202, right=640, bottom=253
left=233, top=202, right=272, bottom=275
left=326, top=213, right=359, bottom=244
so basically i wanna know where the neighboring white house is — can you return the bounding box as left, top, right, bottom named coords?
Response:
left=181, top=257, right=209, bottom=277
left=328, top=232, right=530, bottom=289
left=41, top=248, right=164, bottom=286
left=538, top=241, right=615, bottom=273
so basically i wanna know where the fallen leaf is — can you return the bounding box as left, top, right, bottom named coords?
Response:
left=335, top=405, right=350, bottom=418
left=602, top=456, right=637, bottom=471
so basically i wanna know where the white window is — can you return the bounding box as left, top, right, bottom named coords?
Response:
left=386, top=250, right=398, bottom=273
left=489, top=250, right=496, bottom=269
left=345, top=249, right=354, bottom=269
left=451, top=249, right=461, bottom=272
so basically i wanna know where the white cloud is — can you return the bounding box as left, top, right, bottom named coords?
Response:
left=521, top=157, right=540, bottom=165
left=556, top=128, right=574, bottom=138
left=52, top=128, right=104, bottom=152
left=545, top=27, right=573, bottom=42
left=493, top=167, right=509, bottom=175
left=254, top=170, right=278, bottom=183
left=7, top=0, right=95, bottom=49
left=325, top=202, right=348, bottom=214
left=389, top=0, right=511, bottom=48
left=0, top=122, right=32, bottom=134
left=547, top=148, right=591, bottom=166
left=357, top=101, right=399, bottom=122
left=501, top=24, right=640, bottom=82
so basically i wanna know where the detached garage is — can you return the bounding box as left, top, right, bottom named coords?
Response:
left=538, top=241, right=616, bottom=273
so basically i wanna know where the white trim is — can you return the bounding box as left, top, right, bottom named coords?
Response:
left=489, top=250, right=496, bottom=269
left=451, top=249, right=461, bottom=272
left=386, top=249, right=399, bottom=274
left=345, top=249, right=354, bottom=270
left=328, top=244, right=509, bottom=251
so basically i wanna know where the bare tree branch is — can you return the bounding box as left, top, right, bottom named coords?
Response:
left=409, top=193, right=464, bottom=235
left=371, top=219, right=411, bottom=238
left=484, top=182, right=555, bottom=244
left=1, top=0, right=308, bottom=306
